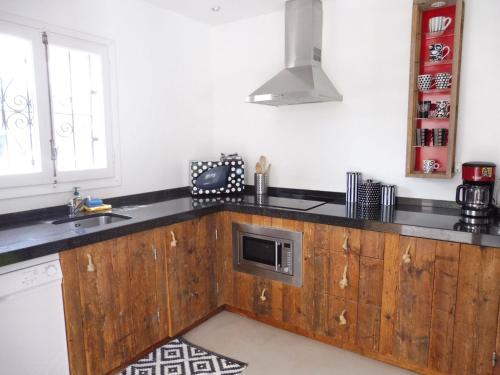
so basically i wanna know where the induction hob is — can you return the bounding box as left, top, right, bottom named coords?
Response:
left=242, top=196, right=326, bottom=211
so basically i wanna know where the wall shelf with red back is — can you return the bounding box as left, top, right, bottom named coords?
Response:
left=406, top=0, right=464, bottom=179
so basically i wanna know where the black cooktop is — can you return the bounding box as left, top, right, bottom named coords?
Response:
left=242, top=196, right=326, bottom=211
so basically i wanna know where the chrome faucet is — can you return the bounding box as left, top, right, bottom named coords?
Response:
left=68, top=187, right=85, bottom=216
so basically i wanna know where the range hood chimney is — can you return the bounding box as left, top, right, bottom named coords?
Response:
left=246, top=0, right=343, bottom=106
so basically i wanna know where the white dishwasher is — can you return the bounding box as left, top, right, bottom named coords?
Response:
left=0, top=254, right=70, bottom=375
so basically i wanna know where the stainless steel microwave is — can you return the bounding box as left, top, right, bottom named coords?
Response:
left=232, top=223, right=302, bottom=286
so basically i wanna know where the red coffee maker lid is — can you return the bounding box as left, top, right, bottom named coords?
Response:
left=462, top=162, right=496, bottom=182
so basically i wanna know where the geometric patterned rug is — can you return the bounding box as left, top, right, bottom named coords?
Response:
left=121, top=337, right=248, bottom=375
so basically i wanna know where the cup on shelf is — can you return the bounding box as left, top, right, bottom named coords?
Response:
left=429, top=44, right=451, bottom=62
left=432, top=128, right=448, bottom=146
left=417, top=101, right=431, bottom=118
left=417, top=74, right=434, bottom=92
left=434, top=100, right=450, bottom=118
left=435, top=72, right=452, bottom=89
left=416, top=128, right=429, bottom=146
left=429, top=16, right=452, bottom=33
left=423, top=159, right=440, bottom=174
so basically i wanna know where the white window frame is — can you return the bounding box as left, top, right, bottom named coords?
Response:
left=0, top=13, right=121, bottom=200
left=0, top=20, right=53, bottom=188
left=46, top=32, right=116, bottom=183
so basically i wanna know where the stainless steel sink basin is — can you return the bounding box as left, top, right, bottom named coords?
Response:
left=52, top=213, right=131, bottom=229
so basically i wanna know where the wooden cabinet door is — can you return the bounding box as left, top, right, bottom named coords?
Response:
left=312, top=225, right=386, bottom=351
left=61, top=230, right=163, bottom=375
left=380, top=235, right=462, bottom=373
left=312, top=225, right=360, bottom=346
left=192, top=215, right=218, bottom=319
left=166, top=217, right=218, bottom=336
left=452, top=245, right=500, bottom=375
left=166, top=220, right=196, bottom=335
left=396, top=236, right=441, bottom=367
left=381, top=236, right=437, bottom=368
left=357, top=230, right=385, bottom=352
left=495, top=305, right=500, bottom=375
left=127, top=230, right=165, bottom=352
left=232, top=271, right=284, bottom=321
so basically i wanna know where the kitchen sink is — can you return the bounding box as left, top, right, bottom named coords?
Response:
left=52, top=213, right=132, bottom=229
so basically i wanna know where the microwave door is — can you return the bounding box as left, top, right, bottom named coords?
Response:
left=240, top=235, right=278, bottom=272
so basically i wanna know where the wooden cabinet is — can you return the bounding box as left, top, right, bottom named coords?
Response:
left=232, top=271, right=284, bottom=321
left=496, top=309, right=500, bottom=375
left=61, top=217, right=219, bottom=374
left=311, top=225, right=385, bottom=350
left=451, top=245, right=500, bottom=375
left=380, top=236, right=462, bottom=371
left=60, top=228, right=167, bottom=375
left=223, top=213, right=315, bottom=332
left=60, top=212, right=500, bottom=375
left=381, top=236, right=443, bottom=367
left=380, top=236, right=500, bottom=375
left=165, top=216, right=218, bottom=336
left=225, top=217, right=500, bottom=375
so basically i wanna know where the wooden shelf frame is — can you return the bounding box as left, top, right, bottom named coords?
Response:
left=406, top=0, right=464, bottom=179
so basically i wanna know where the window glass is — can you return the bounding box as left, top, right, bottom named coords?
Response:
left=0, top=32, right=42, bottom=176
left=48, top=44, right=107, bottom=172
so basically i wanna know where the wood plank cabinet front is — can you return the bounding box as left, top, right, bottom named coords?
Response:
left=221, top=216, right=500, bottom=375
left=165, top=216, right=218, bottom=336
left=59, top=212, right=500, bottom=375
left=60, top=228, right=167, bottom=375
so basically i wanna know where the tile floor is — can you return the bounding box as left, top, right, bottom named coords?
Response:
left=184, top=311, right=416, bottom=375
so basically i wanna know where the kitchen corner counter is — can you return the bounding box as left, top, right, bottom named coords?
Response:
left=1, top=193, right=500, bottom=267
left=0, top=198, right=221, bottom=267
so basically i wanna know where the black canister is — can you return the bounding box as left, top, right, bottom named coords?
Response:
left=358, top=179, right=381, bottom=206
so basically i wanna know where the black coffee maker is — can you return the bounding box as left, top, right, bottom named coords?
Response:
left=456, top=162, right=496, bottom=225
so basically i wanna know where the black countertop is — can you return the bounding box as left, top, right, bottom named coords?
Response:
left=1, top=193, right=500, bottom=267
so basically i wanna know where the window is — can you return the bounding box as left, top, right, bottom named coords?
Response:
left=0, top=20, right=116, bottom=193
left=0, top=32, right=42, bottom=177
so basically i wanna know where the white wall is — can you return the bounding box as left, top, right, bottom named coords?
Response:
left=211, top=0, right=500, bottom=201
left=0, top=0, right=214, bottom=213
left=1, top=0, right=499, bottom=213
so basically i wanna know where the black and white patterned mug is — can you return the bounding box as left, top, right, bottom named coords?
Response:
left=432, top=128, right=448, bottom=146
left=429, top=16, right=452, bottom=32
left=423, top=159, right=440, bottom=174
left=417, top=101, right=431, bottom=118
left=429, top=44, right=451, bottom=61
left=417, top=74, right=434, bottom=92
left=435, top=72, right=452, bottom=89
left=434, top=100, right=450, bottom=118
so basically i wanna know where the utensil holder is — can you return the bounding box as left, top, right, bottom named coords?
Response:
left=255, top=173, right=268, bottom=195
left=346, top=172, right=361, bottom=203
left=381, top=184, right=396, bottom=206
left=358, top=180, right=381, bottom=206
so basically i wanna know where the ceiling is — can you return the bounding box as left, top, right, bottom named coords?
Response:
left=144, top=0, right=286, bottom=25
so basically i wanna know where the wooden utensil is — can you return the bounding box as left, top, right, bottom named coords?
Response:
left=255, top=162, right=263, bottom=174
left=259, top=155, right=267, bottom=172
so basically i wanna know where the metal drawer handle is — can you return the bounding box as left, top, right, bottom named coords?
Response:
left=342, top=230, right=350, bottom=252
left=86, top=254, right=96, bottom=272
left=260, top=288, right=267, bottom=302
left=402, top=244, right=412, bottom=264
left=339, top=264, right=349, bottom=289
left=170, top=231, right=178, bottom=248
left=339, top=309, right=347, bottom=326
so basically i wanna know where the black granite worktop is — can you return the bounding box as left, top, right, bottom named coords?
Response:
left=1, top=190, right=500, bottom=267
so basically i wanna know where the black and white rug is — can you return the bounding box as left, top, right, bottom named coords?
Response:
left=121, top=337, right=247, bottom=375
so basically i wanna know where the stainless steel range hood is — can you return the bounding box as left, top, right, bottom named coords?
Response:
left=246, top=0, right=342, bottom=106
